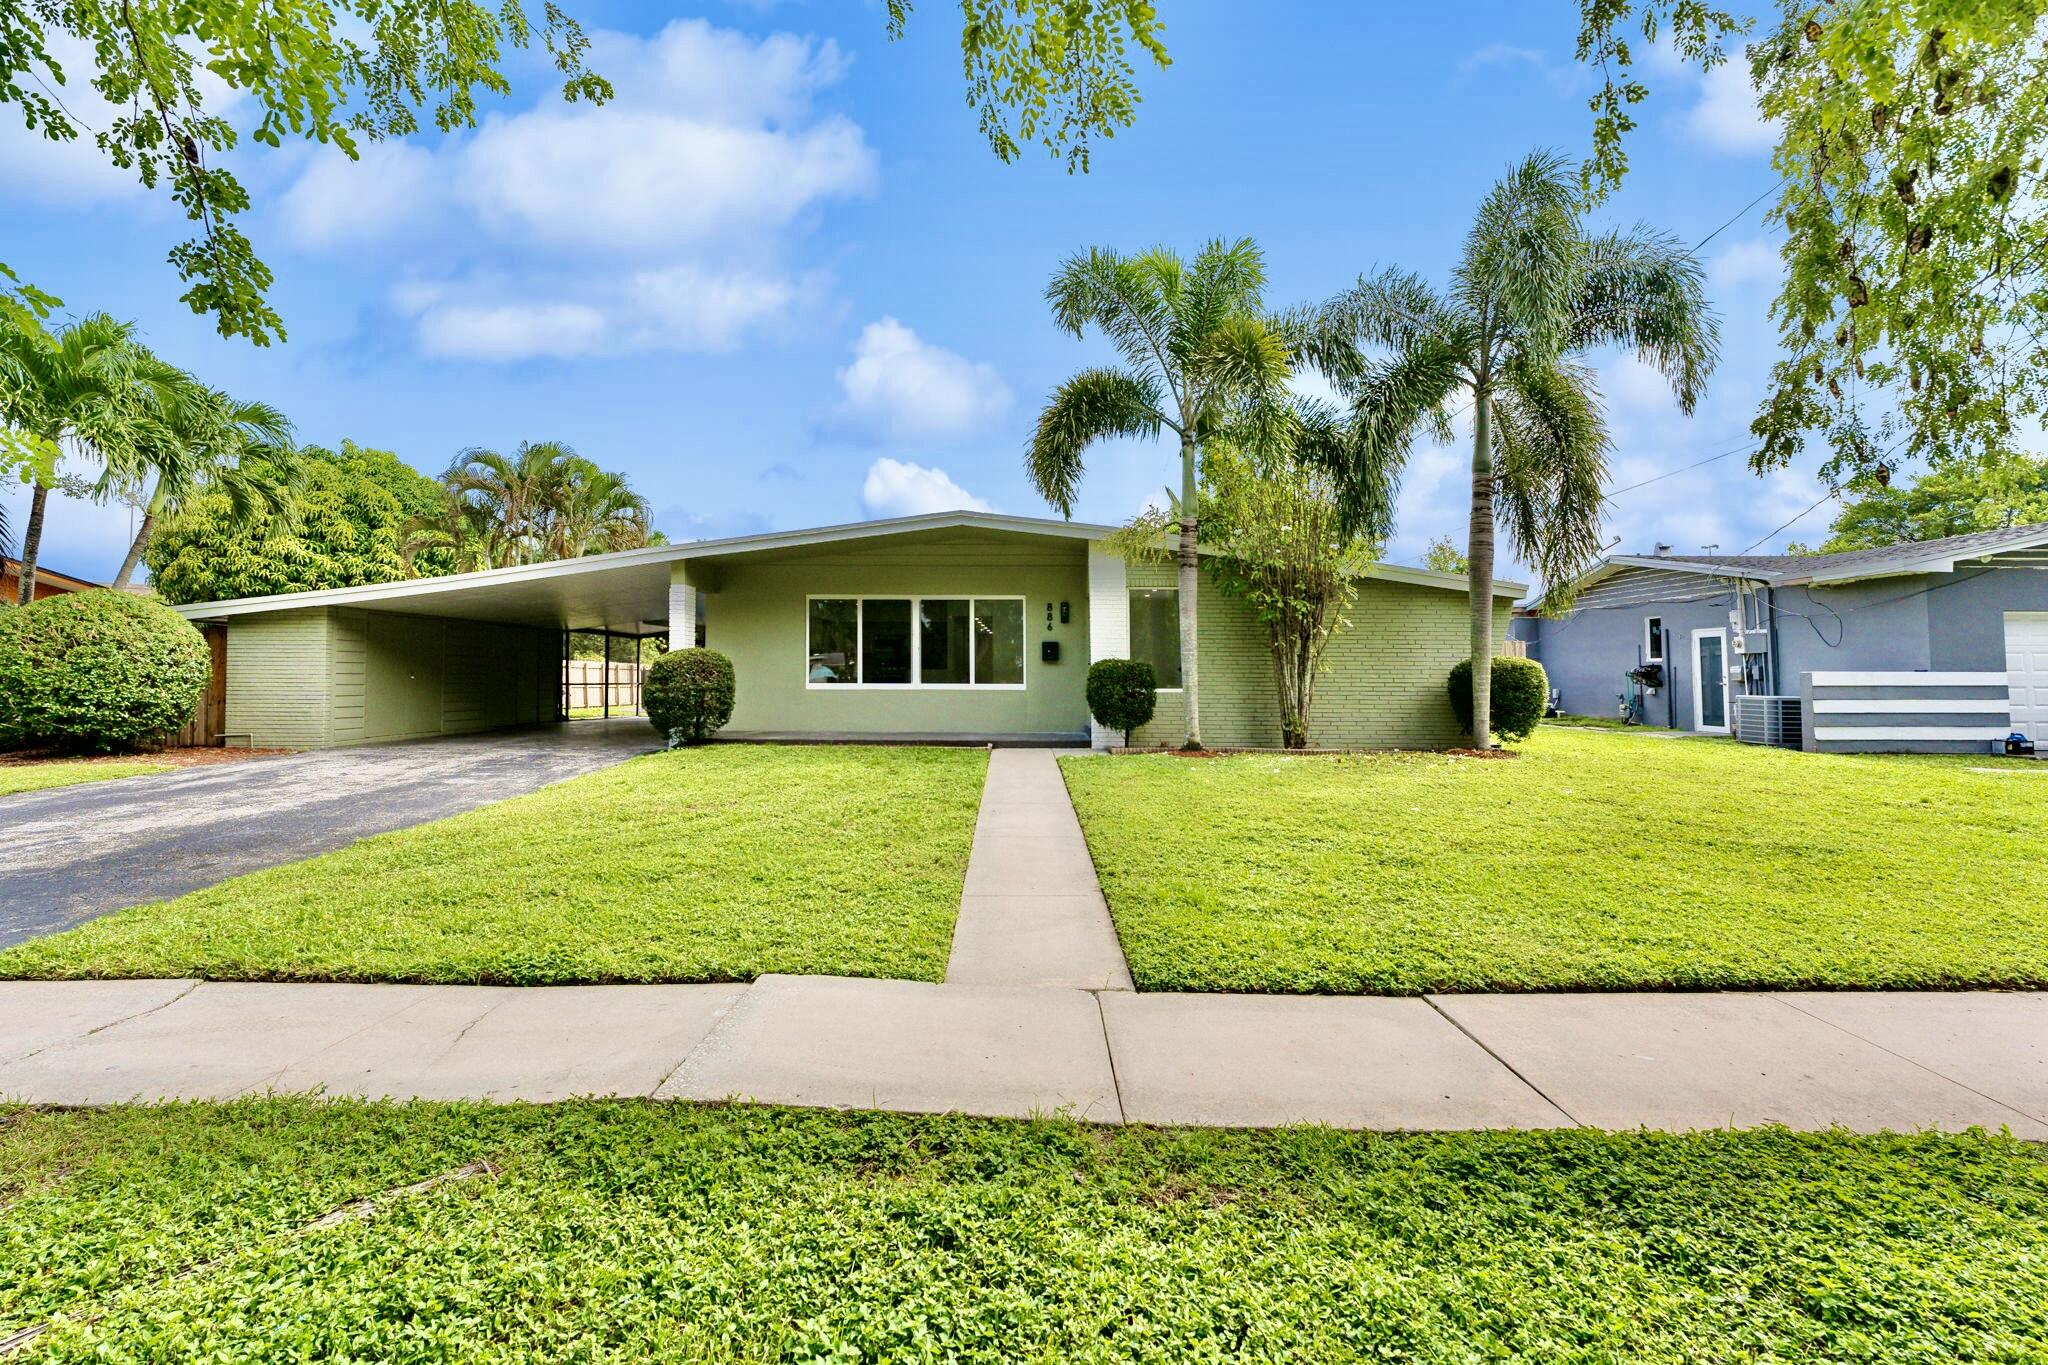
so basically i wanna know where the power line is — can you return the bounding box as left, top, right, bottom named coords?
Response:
left=1602, top=439, right=1753, bottom=499
left=1740, top=488, right=1838, bottom=554
left=1693, top=178, right=1787, bottom=252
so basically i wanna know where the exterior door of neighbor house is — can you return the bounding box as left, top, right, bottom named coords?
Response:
left=1692, top=627, right=1729, bottom=734
left=2007, top=612, right=2048, bottom=743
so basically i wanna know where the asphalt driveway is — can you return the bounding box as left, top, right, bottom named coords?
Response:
left=0, top=720, right=662, bottom=949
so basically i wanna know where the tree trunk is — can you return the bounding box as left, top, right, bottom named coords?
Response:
left=1177, top=434, right=1202, bottom=750
left=1467, top=389, right=1497, bottom=749
left=110, top=480, right=164, bottom=589
left=15, top=478, right=51, bottom=604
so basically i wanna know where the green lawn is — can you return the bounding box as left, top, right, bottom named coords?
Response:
left=1061, top=728, right=2048, bottom=994
left=2, top=1101, right=2041, bottom=1361
left=0, top=745, right=986, bottom=985
left=0, top=760, right=171, bottom=798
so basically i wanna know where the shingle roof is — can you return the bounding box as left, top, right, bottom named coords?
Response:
left=1645, top=521, right=2048, bottom=584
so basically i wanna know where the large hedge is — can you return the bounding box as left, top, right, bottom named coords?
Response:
left=145, top=441, right=450, bottom=605
left=0, top=591, right=211, bottom=752
left=1447, top=655, right=1549, bottom=744
left=645, top=648, right=736, bottom=745
left=1086, top=658, right=1158, bottom=745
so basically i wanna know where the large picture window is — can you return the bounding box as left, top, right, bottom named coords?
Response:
left=1129, top=588, right=1182, bottom=689
left=807, top=596, right=1026, bottom=688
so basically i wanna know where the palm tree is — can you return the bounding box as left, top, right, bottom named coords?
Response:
left=442, top=440, right=583, bottom=567
left=105, top=366, right=297, bottom=588
left=1027, top=238, right=1293, bottom=749
left=546, top=459, right=652, bottom=559
left=0, top=312, right=151, bottom=602
left=1318, top=151, right=1718, bottom=747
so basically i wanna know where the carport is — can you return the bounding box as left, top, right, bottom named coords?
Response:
left=174, top=548, right=682, bottom=749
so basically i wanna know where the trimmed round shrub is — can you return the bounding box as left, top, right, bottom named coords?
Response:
left=1086, top=658, right=1158, bottom=744
left=644, top=647, right=735, bottom=745
left=0, top=591, right=211, bottom=753
left=1447, top=655, right=1549, bottom=744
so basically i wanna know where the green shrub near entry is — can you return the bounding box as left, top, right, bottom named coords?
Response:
left=0, top=591, right=211, bottom=753
left=644, top=648, right=735, bottom=744
left=1086, top=658, right=1158, bottom=744
left=1447, top=655, right=1549, bottom=744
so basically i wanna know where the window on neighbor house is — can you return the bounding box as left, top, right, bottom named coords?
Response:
left=1129, top=588, right=1182, bottom=689
left=808, top=597, right=1026, bottom=686
left=1645, top=616, right=1665, bottom=663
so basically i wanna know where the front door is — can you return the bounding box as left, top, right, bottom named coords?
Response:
left=1692, top=627, right=1729, bottom=733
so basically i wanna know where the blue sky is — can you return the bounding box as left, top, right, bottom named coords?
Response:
left=2, top=0, right=1828, bottom=586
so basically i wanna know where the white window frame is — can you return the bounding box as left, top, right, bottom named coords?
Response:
left=804, top=594, right=1028, bottom=691
left=1691, top=626, right=1730, bottom=734
left=1644, top=615, right=1665, bottom=664
left=1128, top=587, right=1185, bottom=693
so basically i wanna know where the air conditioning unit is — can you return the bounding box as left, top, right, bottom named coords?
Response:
left=1735, top=695, right=1801, bottom=748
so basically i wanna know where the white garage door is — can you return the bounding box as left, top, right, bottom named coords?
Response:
left=2007, top=612, right=2048, bottom=742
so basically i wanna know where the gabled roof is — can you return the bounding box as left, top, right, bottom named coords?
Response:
left=1539, top=521, right=2048, bottom=606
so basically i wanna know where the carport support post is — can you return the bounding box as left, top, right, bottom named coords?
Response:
left=602, top=630, right=613, bottom=720
left=668, top=564, right=698, bottom=653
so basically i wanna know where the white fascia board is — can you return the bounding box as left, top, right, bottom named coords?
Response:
left=1363, top=562, right=1528, bottom=597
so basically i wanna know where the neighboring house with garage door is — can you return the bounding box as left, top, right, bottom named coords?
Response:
left=1511, top=522, right=2048, bottom=754
left=167, top=510, right=1523, bottom=751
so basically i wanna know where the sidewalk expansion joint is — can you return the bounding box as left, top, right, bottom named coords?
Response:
left=1422, top=995, right=1581, bottom=1127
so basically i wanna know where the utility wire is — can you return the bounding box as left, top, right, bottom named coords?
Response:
left=1740, top=488, right=1838, bottom=554
left=1693, top=177, right=1787, bottom=252
left=1602, top=440, right=1754, bottom=499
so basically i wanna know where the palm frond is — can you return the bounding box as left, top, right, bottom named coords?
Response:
left=1045, top=247, right=1173, bottom=386
left=1572, top=226, right=1720, bottom=414
left=1491, top=357, right=1610, bottom=602
left=1455, top=150, right=1583, bottom=365
left=1026, top=367, right=1165, bottom=516
left=1318, top=270, right=1473, bottom=386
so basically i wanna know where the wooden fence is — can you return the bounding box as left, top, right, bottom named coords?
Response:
left=564, top=659, right=646, bottom=715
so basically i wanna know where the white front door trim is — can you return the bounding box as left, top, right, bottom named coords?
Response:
left=1692, top=626, right=1730, bottom=733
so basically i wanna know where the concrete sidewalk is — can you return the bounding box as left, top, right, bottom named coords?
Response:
left=3, top=978, right=2041, bottom=1134
left=944, top=749, right=1133, bottom=991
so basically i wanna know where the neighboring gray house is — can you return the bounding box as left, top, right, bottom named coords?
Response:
left=1512, top=523, right=2048, bottom=753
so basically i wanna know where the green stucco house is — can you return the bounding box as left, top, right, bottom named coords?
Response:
left=170, top=512, right=1523, bottom=750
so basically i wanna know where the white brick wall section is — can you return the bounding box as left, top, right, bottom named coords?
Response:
left=1087, top=549, right=1129, bottom=748
left=667, top=568, right=696, bottom=652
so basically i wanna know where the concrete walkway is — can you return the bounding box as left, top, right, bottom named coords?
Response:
left=944, top=749, right=1133, bottom=991
left=2, top=978, right=2042, bottom=1134
left=0, top=720, right=660, bottom=948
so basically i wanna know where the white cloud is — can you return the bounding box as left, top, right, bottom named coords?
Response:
left=860, top=458, right=995, bottom=517
left=458, top=109, right=872, bottom=252
left=267, top=17, right=873, bottom=361
left=1708, top=239, right=1781, bottom=293
left=1685, top=60, right=1775, bottom=153
left=831, top=318, right=1011, bottom=443
left=277, top=141, right=436, bottom=248
left=1457, top=42, right=1588, bottom=95
left=401, top=264, right=821, bottom=360
left=414, top=302, right=610, bottom=361
left=277, top=18, right=873, bottom=255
